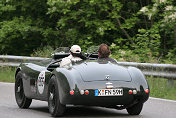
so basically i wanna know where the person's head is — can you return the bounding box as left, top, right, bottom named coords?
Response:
left=70, top=45, right=81, bottom=57
left=98, top=44, right=111, bottom=58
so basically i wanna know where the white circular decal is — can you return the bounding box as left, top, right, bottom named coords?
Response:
left=37, top=71, right=45, bottom=94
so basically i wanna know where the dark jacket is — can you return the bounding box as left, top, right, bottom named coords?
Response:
left=98, top=57, right=117, bottom=64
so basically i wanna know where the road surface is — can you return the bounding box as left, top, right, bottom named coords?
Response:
left=0, top=82, right=176, bottom=118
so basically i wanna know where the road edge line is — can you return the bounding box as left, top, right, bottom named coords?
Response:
left=149, top=97, right=176, bottom=103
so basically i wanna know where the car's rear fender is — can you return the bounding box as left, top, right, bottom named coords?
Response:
left=127, top=67, right=149, bottom=102
left=52, top=68, right=85, bottom=104
left=15, top=67, right=21, bottom=78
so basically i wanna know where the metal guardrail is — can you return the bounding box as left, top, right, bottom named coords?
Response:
left=0, top=62, right=19, bottom=67
left=0, top=55, right=175, bottom=86
left=117, top=62, right=176, bottom=79
left=0, top=55, right=49, bottom=62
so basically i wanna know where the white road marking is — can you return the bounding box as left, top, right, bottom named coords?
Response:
left=149, top=97, right=176, bottom=103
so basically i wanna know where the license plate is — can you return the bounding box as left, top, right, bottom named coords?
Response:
left=95, top=89, right=123, bottom=96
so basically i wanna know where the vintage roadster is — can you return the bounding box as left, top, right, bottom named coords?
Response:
left=15, top=47, right=149, bottom=116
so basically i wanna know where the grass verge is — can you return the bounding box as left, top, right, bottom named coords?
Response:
left=0, top=66, right=16, bottom=83
left=0, top=66, right=175, bottom=100
left=146, top=76, right=176, bottom=100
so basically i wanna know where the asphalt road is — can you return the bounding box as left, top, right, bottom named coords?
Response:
left=0, top=82, right=176, bottom=118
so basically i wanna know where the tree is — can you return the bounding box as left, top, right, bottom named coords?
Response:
left=0, top=0, right=59, bottom=55
left=0, top=0, right=175, bottom=63
left=47, top=0, right=141, bottom=49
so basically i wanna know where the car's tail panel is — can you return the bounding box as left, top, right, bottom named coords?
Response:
left=61, top=80, right=148, bottom=106
left=73, top=61, right=132, bottom=82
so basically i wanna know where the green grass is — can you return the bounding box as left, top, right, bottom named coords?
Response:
left=146, top=76, right=176, bottom=100
left=0, top=67, right=175, bottom=100
left=0, top=67, right=16, bottom=83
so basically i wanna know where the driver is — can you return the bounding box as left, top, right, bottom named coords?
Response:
left=98, top=43, right=117, bottom=63
left=60, top=45, right=83, bottom=67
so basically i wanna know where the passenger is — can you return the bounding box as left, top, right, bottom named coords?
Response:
left=98, top=43, right=117, bottom=63
left=60, top=45, right=83, bottom=67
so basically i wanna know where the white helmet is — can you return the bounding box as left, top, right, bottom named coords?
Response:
left=70, top=45, right=81, bottom=54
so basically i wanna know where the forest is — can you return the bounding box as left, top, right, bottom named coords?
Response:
left=0, top=0, right=175, bottom=63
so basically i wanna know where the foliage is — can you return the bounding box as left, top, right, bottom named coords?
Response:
left=133, top=0, right=176, bottom=63
left=110, top=0, right=176, bottom=63
left=0, top=0, right=59, bottom=55
left=0, top=0, right=175, bottom=63
left=47, top=0, right=123, bottom=47
left=31, top=45, right=54, bottom=58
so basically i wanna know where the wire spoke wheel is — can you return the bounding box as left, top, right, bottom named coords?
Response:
left=48, top=76, right=65, bottom=117
left=15, top=77, right=24, bottom=104
left=15, top=72, right=32, bottom=108
left=48, top=84, right=56, bottom=113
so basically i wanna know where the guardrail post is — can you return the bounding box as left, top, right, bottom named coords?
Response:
left=167, top=79, right=174, bottom=87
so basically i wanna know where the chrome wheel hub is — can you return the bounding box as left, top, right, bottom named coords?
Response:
left=17, top=86, right=20, bottom=93
left=50, top=92, right=54, bottom=100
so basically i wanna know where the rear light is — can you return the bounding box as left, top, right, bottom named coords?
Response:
left=85, top=90, right=89, bottom=95
left=129, top=89, right=137, bottom=94
left=133, top=90, right=137, bottom=94
left=129, top=90, right=133, bottom=94
left=145, top=89, right=149, bottom=93
left=70, top=90, right=74, bottom=95
left=80, top=90, right=84, bottom=95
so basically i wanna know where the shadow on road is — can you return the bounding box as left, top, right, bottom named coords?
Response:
left=29, top=105, right=141, bottom=117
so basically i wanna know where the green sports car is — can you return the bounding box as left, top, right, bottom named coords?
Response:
left=15, top=47, right=149, bottom=117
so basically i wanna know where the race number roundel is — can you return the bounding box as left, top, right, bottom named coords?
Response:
left=37, top=71, right=45, bottom=94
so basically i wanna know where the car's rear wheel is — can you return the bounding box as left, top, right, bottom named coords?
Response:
left=15, top=72, right=32, bottom=108
left=126, top=102, right=143, bottom=115
left=48, top=76, right=65, bottom=117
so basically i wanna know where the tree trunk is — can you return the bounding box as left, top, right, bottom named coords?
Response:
left=174, top=25, right=176, bottom=43
left=116, top=18, right=135, bottom=45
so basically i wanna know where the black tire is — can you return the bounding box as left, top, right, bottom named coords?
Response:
left=15, top=71, right=32, bottom=108
left=48, top=76, right=66, bottom=117
left=126, top=102, right=143, bottom=115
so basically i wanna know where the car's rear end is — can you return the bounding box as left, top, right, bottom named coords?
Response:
left=61, top=61, right=149, bottom=107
